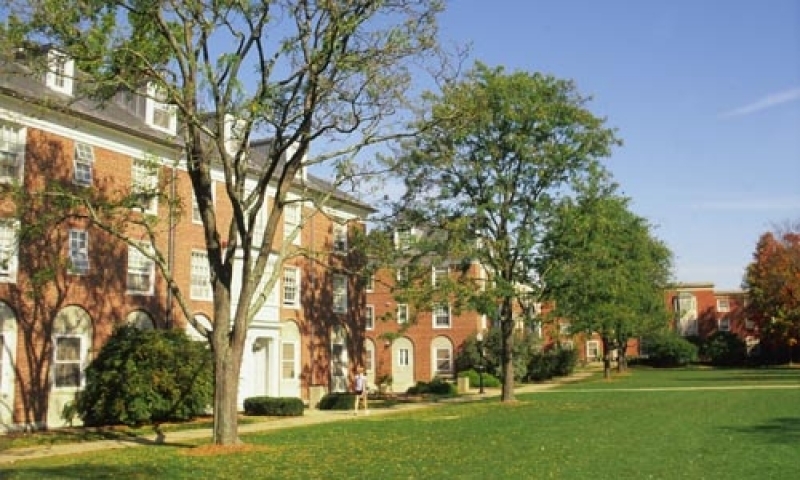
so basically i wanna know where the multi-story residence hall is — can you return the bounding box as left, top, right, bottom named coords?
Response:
left=666, top=282, right=756, bottom=353
left=0, top=47, right=372, bottom=432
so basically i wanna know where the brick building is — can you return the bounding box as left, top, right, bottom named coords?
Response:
left=0, top=48, right=371, bottom=431
left=665, top=282, right=756, bottom=353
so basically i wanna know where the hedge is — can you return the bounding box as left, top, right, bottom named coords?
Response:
left=243, top=396, right=304, bottom=416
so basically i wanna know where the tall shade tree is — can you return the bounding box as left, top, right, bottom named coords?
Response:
left=388, top=63, right=619, bottom=401
left=537, top=182, right=673, bottom=378
left=2, top=0, right=445, bottom=444
left=744, top=228, right=800, bottom=361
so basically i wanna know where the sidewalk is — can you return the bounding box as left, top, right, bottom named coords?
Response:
left=0, top=371, right=595, bottom=465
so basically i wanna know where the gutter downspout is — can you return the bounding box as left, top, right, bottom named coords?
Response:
left=166, top=160, right=177, bottom=328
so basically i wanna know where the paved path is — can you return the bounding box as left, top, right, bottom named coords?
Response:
left=0, top=372, right=593, bottom=465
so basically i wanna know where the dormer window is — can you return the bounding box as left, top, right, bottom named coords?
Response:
left=46, top=50, right=74, bottom=95
left=146, top=83, right=177, bottom=134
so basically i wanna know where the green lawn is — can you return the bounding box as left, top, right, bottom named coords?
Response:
left=3, top=367, right=800, bottom=479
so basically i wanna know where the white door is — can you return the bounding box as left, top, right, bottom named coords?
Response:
left=0, top=302, right=18, bottom=431
left=48, top=306, right=92, bottom=428
left=391, top=337, right=414, bottom=393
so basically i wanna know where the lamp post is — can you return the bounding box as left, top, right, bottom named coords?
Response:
left=476, top=332, right=485, bottom=394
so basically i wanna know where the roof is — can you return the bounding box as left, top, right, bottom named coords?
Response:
left=0, top=58, right=178, bottom=148
left=0, top=53, right=374, bottom=215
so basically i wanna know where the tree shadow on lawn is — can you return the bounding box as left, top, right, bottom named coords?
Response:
left=721, top=417, right=800, bottom=445
left=0, top=463, right=166, bottom=478
left=673, top=369, right=800, bottom=383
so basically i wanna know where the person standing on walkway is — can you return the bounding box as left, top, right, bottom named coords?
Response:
left=354, top=367, right=369, bottom=415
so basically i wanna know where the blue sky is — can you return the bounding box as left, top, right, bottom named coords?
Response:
left=434, top=0, right=800, bottom=290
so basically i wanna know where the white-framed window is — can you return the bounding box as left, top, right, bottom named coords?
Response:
left=435, top=347, right=452, bottom=376
left=559, top=322, right=570, bottom=336
left=716, top=298, right=730, bottom=313
left=586, top=340, right=600, bottom=362
left=365, top=340, right=375, bottom=374
left=397, top=304, right=409, bottom=324
left=398, top=348, right=410, bottom=367
left=283, top=266, right=300, bottom=308
left=676, top=292, right=698, bottom=336
left=281, top=342, right=297, bottom=380
left=146, top=83, right=176, bottom=134
left=0, top=220, right=19, bottom=282
left=745, top=317, right=755, bottom=330
left=132, top=158, right=159, bottom=214
left=532, top=321, right=543, bottom=339
left=190, top=250, right=212, bottom=300
left=332, top=220, right=347, bottom=253
left=0, top=122, right=24, bottom=184
left=365, top=305, right=374, bottom=330
left=45, top=50, right=74, bottom=95
left=332, top=274, right=347, bottom=313
left=365, top=272, right=374, bottom=292
left=68, top=229, right=89, bottom=275
left=433, top=303, right=451, bottom=328
left=395, top=228, right=416, bottom=250
left=718, top=316, right=731, bottom=332
left=433, top=266, right=448, bottom=287
left=73, top=142, right=94, bottom=186
left=127, top=243, right=155, bottom=295
left=396, top=266, right=408, bottom=285
left=53, top=336, right=82, bottom=388
left=283, top=202, right=301, bottom=246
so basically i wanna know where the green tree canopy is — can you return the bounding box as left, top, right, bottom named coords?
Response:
left=385, top=63, right=620, bottom=400
left=537, top=181, right=673, bottom=377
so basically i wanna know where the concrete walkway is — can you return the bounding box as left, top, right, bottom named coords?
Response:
left=0, top=371, right=595, bottom=465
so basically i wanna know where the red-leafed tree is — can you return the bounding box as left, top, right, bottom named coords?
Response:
left=744, top=228, right=800, bottom=363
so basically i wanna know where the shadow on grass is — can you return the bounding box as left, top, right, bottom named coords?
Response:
left=667, top=368, right=800, bottom=383
left=722, top=416, right=800, bottom=445
left=0, top=463, right=167, bottom=477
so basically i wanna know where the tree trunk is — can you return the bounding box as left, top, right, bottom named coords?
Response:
left=500, top=299, right=515, bottom=402
left=210, top=283, right=247, bottom=445
left=601, top=336, right=612, bottom=379
left=212, top=347, right=244, bottom=445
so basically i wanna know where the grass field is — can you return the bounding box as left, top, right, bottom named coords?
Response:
left=2, top=367, right=799, bottom=479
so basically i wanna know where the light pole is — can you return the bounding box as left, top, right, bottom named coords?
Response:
left=476, top=332, right=485, bottom=394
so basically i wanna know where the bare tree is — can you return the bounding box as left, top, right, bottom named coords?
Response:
left=3, top=0, right=446, bottom=444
